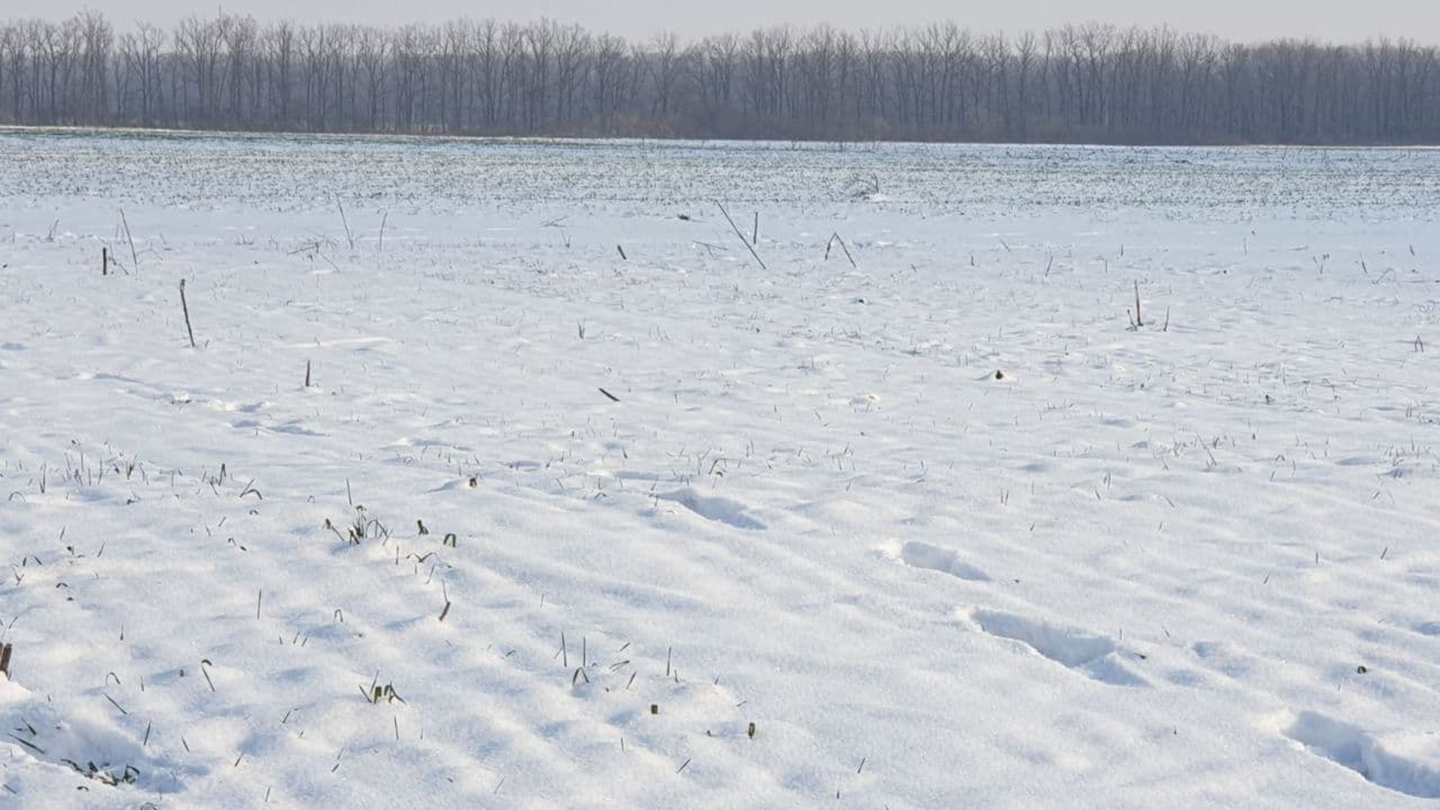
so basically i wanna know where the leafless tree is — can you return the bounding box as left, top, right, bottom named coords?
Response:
left=1, top=12, right=1437, bottom=144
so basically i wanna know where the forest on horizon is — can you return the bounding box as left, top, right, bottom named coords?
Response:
left=2, top=11, right=1438, bottom=145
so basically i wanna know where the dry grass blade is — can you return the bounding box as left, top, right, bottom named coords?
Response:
left=713, top=201, right=767, bottom=270
left=179, top=279, right=197, bottom=348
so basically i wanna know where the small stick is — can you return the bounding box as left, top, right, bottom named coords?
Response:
left=337, top=197, right=354, bottom=250
left=102, top=247, right=108, bottom=276
left=179, top=279, right=197, bottom=348
left=378, top=211, right=388, bottom=253
left=752, top=211, right=759, bottom=245
left=713, top=201, right=766, bottom=270
left=826, top=233, right=857, bottom=268
left=305, top=360, right=312, bottom=388
left=104, top=693, right=129, bottom=716
left=121, top=208, right=138, bottom=270
left=617, top=245, right=627, bottom=261
left=598, top=387, right=620, bottom=403
left=8, top=734, right=43, bottom=755
left=1134, top=280, right=1143, bottom=327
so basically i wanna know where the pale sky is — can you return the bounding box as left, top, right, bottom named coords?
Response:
left=9, top=1, right=1439, bottom=43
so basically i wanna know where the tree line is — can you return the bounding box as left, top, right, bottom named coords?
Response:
left=2, top=11, right=1438, bottom=144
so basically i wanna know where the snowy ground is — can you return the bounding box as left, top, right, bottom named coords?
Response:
left=1, top=130, right=1439, bottom=808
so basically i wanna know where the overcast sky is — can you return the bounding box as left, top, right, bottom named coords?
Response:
left=8, top=1, right=1438, bottom=43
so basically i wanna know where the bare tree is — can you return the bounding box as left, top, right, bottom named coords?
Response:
left=2, top=11, right=1437, bottom=144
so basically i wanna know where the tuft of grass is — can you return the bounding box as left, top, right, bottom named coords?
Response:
left=360, top=673, right=406, bottom=705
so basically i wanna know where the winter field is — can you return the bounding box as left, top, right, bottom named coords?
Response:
left=1, top=129, right=1439, bottom=809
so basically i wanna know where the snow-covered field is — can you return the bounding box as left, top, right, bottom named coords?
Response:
left=1, top=130, right=1439, bottom=808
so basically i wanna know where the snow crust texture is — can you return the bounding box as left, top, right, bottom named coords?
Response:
left=1, top=131, right=1438, bottom=808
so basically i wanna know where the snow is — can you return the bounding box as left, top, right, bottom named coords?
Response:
left=1, top=130, right=1439, bottom=808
